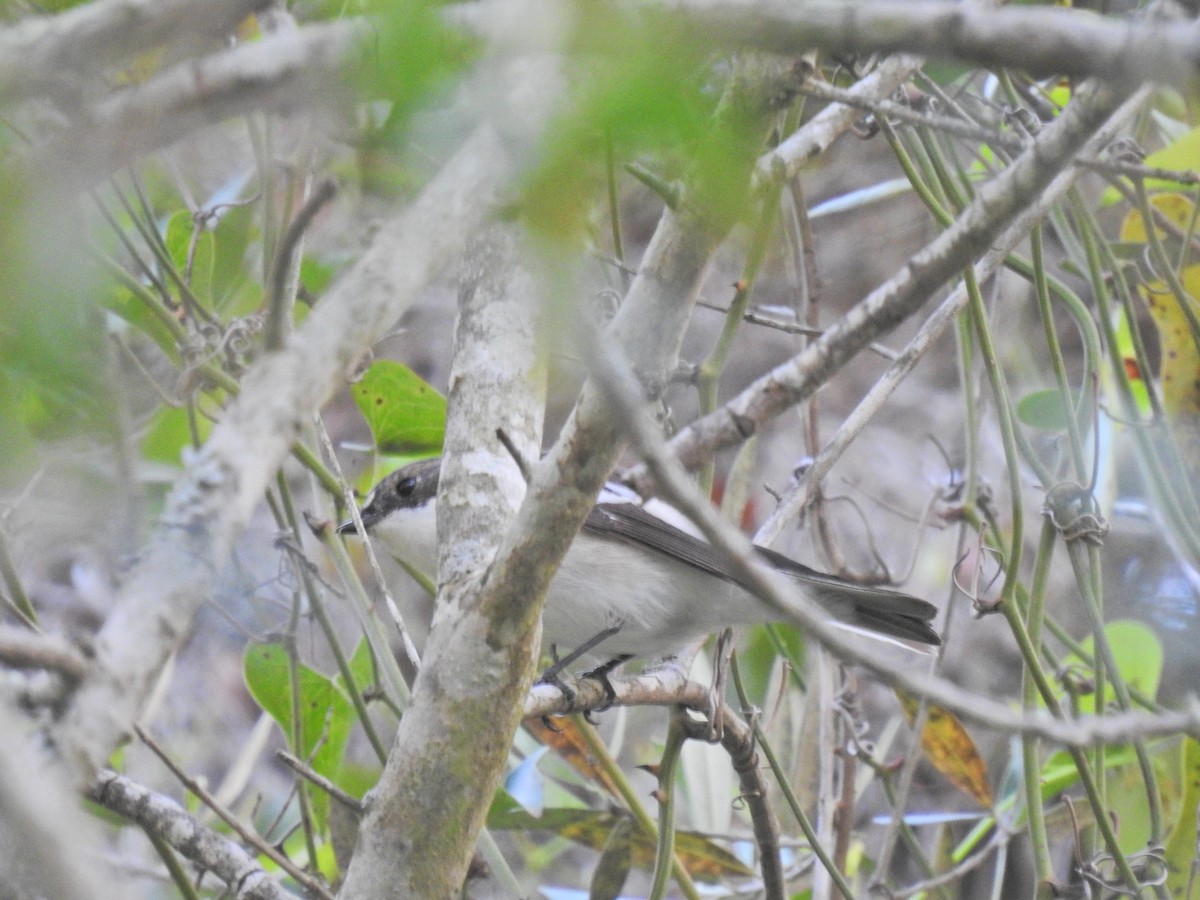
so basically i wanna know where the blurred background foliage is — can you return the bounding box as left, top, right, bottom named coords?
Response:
left=1, top=0, right=1199, bottom=897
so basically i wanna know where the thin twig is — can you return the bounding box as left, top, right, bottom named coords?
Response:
left=276, top=750, right=364, bottom=815
left=133, top=724, right=334, bottom=900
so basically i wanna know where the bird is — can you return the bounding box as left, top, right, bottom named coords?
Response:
left=337, top=456, right=940, bottom=671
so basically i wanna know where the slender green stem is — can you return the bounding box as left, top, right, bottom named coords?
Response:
left=648, top=709, right=689, bottom=900
left=697, top=192, right=780, bottom=492
left=880, top=119, right=952, bottom=227
left=916, top=124, right=969, bottom=213
left=0, top=526, right=38, bottom=629
left=269, top=479, right=322, bottom=872
left=1021, top=520, right=1058, bottom=890
left=322, top=532, right=412, bottom=712
left=964, top=268, right=1023, bottom=607
left=604, top=130, right=630, bottom=294
left=143, top=828, right=202, bottom=900
left=571, top=716, right=702, bottom=900
left=1031, top=225, right=1089, bottom=481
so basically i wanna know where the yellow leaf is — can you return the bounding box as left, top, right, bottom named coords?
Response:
left=897, top=690, right=993, bottom=808
left=1119, top=194, right=1200, bottom=477
left=1166, top=738, right=1200, bottom=898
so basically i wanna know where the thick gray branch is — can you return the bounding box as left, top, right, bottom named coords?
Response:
left=656, top=0, right=1200, bottom=90
left=756, top=54, right=921, bottom=184
left=26, top=20, right=368, bottom=193
left=339, top=224, right=548, bottom=898
left=0, top=0, right=270, bottom=103
left=88, top=771, right=290, bottom=900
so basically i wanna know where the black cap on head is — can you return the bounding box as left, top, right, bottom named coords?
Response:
left=336, top=456, right=441, bottom=535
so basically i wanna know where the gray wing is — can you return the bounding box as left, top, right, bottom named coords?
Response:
left=585, top=500, right=940, bottom=645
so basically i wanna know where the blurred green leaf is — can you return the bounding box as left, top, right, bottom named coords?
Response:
left=523, top=10, right=717, bottom=239
left=1166, top=738, right=1200, bottom=897
left=738, top=623, right=805, bottom=703
left=300, top=255, right=337, bottom=298
left=1016, top=389, right=1074, bottom=432
left=102, top=281, right=180, bottom=361
left=351, top=360, right=446, bottom=454
left=1040, top=744, right=1136, bottom=798
left=141, top=404, right=218, bottom=466
left=1061, top=619, right=1162, bottom=716
left=334, top=637, right=379, bottom=698
left=0, top=179, right=114, bottom=469
left=354, top=0, right=478, bottom=195
left=1036, top=620, right=1162, bottom=743
left=591, top=817, right=633, bottom=900
left=210, top=203, right=256, bottom=308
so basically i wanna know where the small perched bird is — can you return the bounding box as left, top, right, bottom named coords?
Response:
left=338, top=457, right=940, bottom=667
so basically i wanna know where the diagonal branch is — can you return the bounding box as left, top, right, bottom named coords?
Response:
left=654, top=79, right=1141, bottom=480
left=89, top=770, right=296, bottom=900
left=582, top=314, right=1200, bottom=749
left=25, top=20, right=369, bottom=193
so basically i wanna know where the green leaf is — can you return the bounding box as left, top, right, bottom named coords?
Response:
left=1039, top=744, right=1136, bottom=798
left=350, top=360, right=446, bottom=454
left=0, top=178, right=113, bottom=466
left=141, top=405, right=209, bottom=466
left=102, top=281, right=180, bottom=361
left=522, top=8, right=718, bottom=239
left=1062, top=619, right=1162, bottom=716
left=1038, top=619, right=1162, bottom=720
left=243, top=643, right=357, bottom=830
left=591, top=817, right=633, bottom=900
left=300, top=255, right=337, bottom=298
left=738, top=623, right=805, bottom=703
left=355, top=0, right=478, bottom=171
left=1016, top=389, right=1074, bottom=432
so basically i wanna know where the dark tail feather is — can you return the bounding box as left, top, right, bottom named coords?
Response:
left=813, top=585, right=941, bottom=646
left=850, top=604, right=941, bottom=646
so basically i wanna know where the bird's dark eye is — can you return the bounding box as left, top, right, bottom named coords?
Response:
left=395, top=477, right=416, bottom=498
